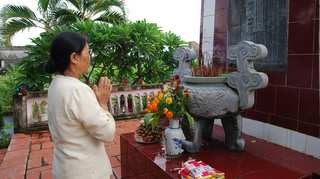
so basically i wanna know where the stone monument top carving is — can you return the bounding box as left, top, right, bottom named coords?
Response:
left=172, top=46, right=197, bottom=79
left=227, top=41, right=269, bottom=109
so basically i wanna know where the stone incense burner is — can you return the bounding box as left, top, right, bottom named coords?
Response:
left=173, top=41, right=269, bottom=152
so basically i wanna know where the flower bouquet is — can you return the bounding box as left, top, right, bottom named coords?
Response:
left=135, top=75, right=194, bottom=145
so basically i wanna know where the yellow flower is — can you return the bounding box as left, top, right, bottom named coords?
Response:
left=157, top=92, right=164, bottom=99
left=165, top=97, right=173, bottom=104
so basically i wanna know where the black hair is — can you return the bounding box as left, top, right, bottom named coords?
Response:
left=45, top=32, right=87, bottom=74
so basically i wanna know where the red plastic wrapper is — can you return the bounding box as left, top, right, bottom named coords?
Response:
left=178, top=159, right=225, bottom=179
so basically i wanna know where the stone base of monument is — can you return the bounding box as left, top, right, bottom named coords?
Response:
left=120, top=125, right=317, bottom=179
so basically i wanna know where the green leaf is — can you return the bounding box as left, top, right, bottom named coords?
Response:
left=185, top=111, right=194, bottom=125
left=91, top=0, right=126, bottom=16
left=38, top=0, right=50, bottom=12
left=94, top=11, right=125, bottom=24
left=143, top=113, right=155, bottom=124
left=3, top=124, right=12, bottom=130
left=64, top=0, right=81, bottom=10
left=143, top=113, right=161, bottom=128
left=150, top=114, right=160, bottom=129
left=1, top=5, right=37, bottom=21
left=2, top=18, right=37, bottom=43
left=54, top=8, right=80, bottom=24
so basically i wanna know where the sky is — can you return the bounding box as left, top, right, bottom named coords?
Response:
left=0, top=0, right=201, bottom=46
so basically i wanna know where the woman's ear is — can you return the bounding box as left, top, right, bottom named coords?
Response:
left=69, top=52, right=80, bottom=65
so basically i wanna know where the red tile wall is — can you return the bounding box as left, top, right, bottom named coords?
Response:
left=213, top=0, right=320, bottom=138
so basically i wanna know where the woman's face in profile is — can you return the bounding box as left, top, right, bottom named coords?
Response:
left=78, top=43, right=91, bottom=74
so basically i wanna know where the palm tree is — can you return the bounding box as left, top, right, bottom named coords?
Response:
left=0, top=0, right=126, bottom=46
left=0, top=0, right=66, bottom=46
left=55, top=0, right=126, bottom=25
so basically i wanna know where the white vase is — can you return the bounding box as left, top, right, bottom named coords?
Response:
left=164, top=119, right=186, bottom=158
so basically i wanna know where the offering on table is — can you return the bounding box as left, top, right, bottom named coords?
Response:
left=135, top=123, right=163, bottom=143
left=178, top=159, right=225, bottom=179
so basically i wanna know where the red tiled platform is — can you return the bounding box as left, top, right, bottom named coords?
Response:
left=120, top=126, right=320, bottom=179
left=1, top=119, right=319, bottom=179
left=0, top=119, right=140, bottom=179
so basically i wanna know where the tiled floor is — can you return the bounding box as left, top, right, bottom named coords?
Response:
left=0, top=149, right=6, bottom=164
left=0, top=119, right=140, bottom=179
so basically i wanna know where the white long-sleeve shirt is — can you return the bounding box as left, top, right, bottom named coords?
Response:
left=48, top=75, right=115, bottom=179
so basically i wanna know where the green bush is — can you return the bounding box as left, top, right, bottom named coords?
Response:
left=0, top=68, right=16, bottom=148
left=17, top=20, right=185, bottom=91
left=0, top=65, right=23, bottom=114
left=17, top=31, right=53, bottom=91
left=0, top=124, right=12, bottom=149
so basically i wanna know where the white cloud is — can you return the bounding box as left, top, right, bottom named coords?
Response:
left=0, top=0, right=201, bottom=46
